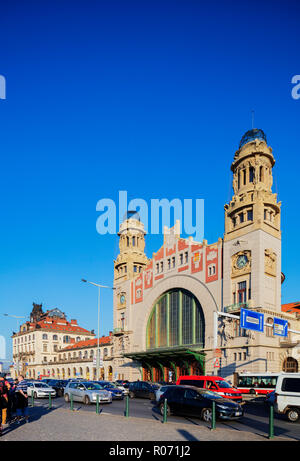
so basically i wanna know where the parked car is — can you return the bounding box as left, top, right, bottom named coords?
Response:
left=114, top=382, right=129, bottom=395
left=115, top=380, right=130, bottom=388
left=273, top=373, right=300, bottom=422
left=27, top=381, right=56, bottom=399
left=176, top=375, right=243, bottom=403
left=94, top=381, right=124, bottom=399
left=45, top=379, right=68, bottom=397
left=157, top=385, right=244, bottom=421
left=129, top=381, right=160, bottom=400
left=64, top=381, right=112, bottom=405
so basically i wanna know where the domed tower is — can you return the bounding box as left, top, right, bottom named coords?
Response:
left=223, top=129, right=282, bottom=313
left=224, top=129, right=281, bottom=240
left=114, top=211, right=149, bottom=282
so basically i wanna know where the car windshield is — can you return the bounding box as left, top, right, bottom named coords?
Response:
left=83, top=383, right=103, bottom=390
left=198, top=390, right=223, bottom=399
left=35, top=383, right=50, bottom=388
left=215, top=380, right=232, bottom=389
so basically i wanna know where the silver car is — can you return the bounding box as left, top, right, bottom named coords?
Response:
left=27, top=381, right=56, bottom=399
left=64, top=381, right=112, bottom=405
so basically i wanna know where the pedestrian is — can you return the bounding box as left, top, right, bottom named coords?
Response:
left=15, top=375, right=29, bottom=424
left=0, top=374, right=9, bottom=430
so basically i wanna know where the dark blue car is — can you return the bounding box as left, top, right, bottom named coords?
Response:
left=94, top=381, right=124, bottom=399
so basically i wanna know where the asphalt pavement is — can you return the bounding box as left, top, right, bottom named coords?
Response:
left=0, top=395, right=299, bottom=442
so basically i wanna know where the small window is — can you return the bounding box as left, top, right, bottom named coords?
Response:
left=247, top=209, right=253, bottom=221
left=282, top=378, right=300, bottom=393
left=239, top=213, right=244, bottom=223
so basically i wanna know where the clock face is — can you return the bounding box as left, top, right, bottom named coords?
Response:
left=237, top=255, right=248, bottom=269
left=120, top=295, right=126, bottom=305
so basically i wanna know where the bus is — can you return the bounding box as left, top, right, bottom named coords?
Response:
left=233, top=372, right=279, bottom=395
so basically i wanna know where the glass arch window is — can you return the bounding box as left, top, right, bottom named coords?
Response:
left=146, top=289, right=205, bottom=349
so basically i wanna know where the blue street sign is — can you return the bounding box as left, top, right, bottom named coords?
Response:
left=273, top=317, right=288, bottom=337
left=240, top=308, right=264, bottom=332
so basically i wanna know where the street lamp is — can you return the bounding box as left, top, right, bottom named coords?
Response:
left=81, top=279, right=115, bottom=381
left=2, top=313, right=26, bottom=377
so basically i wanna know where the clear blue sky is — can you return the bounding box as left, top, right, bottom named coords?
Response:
left=0, top=0, right=299, bottom=366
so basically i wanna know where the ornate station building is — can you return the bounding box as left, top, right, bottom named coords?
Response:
left=112, top=129, right=300, bottom=382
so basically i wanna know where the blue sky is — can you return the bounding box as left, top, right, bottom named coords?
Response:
left=0, top=0, right=299, bottom=366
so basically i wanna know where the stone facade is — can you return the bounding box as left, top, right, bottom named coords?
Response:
left=11, top=304, right=114, bottom=381
left=111, top=129, right=300, bottom=382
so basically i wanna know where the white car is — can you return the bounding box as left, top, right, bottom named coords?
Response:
left=27, top=381, right=56, bottom=399
left=274, top=373, right=300, bottom=422
left=114, top=383, right=129, bottom=395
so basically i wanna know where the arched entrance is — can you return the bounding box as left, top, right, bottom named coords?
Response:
left=283, top=357, right=298, bottom=372
left=125, top=288, right=206, bottom=382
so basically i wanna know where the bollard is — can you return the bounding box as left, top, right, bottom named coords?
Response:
left=70, top=393, right=74, bottom=411
left=269, top=404, right=274, bottom=439
left=211, top=401, right=216, bottom=430
left=31, top=390, right=34, bottom=407
left=163, top=398, right=168, bottom=423
left=125, top=394, right=129, bottom=417
left=96, top=394, right=100, bottom=414
left=48, top=393, right=52, bottom=410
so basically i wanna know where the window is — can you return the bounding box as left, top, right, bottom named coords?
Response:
left=132, top=236, right=135, bottom=246
left=185, top=252, right=188, bottom=263
left=146, top=289, right=205, bottom=349
left=168, top=259, right=171, bottom=270
left=172, top=257, right=175, bottom=268
left=243, top=169, right=246, bottom=185
left=42, top=334, right=48, bottom=340
left=179, top=253, right=183, bottom=265
left=282, top=378, right=300, bottom=393
left=184, top=389, right=198, bottom=399
left=247, top=209, right=253, bottom=221
left=249, top=167, right=255, bottom=183
left=239, top=213, right=244, bottom=223
left=53, top=335, right=58, bottom=341
left=238, top=281, right=247, bottom=304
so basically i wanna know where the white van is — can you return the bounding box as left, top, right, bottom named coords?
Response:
left=274, top=373, right=300, bottom=422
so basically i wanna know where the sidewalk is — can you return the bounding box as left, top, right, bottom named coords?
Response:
left=0, top=406, right=292, bottom=441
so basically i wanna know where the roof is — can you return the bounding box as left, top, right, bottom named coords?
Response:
left=282, top=302, right=300, bottom=313
left=60, top=336, right=112, bottom=351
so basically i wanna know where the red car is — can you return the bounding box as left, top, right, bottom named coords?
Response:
left=176, top=375, right=243, bottom=402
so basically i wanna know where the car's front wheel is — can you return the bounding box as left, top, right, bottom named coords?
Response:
left=84, top=395, right=91, bottom=405
left=64, top=393, right=69, bottom=403
left=201, top=408, right=213, bottom=422
left=129, top=391, right=135, bottom=399
left=286, top=408, right=300, bottom=422
left=159, top=402, right=171, bottom=417
left=34, top=392, right=38, bottom=399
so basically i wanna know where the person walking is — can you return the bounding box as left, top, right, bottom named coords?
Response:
left=0, top=374, right=9, bottom=430
left=15, top=375, right=29, bottom=424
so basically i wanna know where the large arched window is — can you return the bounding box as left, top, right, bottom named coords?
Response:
left=146, top=289, right=205, bottom=349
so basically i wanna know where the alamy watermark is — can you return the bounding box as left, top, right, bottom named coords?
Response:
left=0, top=75, right=6, bottom=99
left=291, top=75, right=300, bottom=100
left=96, top=191, right=204, bottom=242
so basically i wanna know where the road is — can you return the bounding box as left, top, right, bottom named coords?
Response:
left=29, top=394, right=299, bottom=441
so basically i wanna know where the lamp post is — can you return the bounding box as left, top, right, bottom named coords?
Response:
left=81, top=279, right=115, bottom=381
left=2, top=313, right=26, bottom=377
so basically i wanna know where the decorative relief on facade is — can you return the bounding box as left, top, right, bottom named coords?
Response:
left=265, top=249, right=277, bottom=277
left=231, top=250, right=251, bottom=278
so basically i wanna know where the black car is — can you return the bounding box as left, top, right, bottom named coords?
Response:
left=129, top=381, right=160, bottom=400
left=45, top=379, right=68, bottom=397
left=157, top=385, right=244, bottom=421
